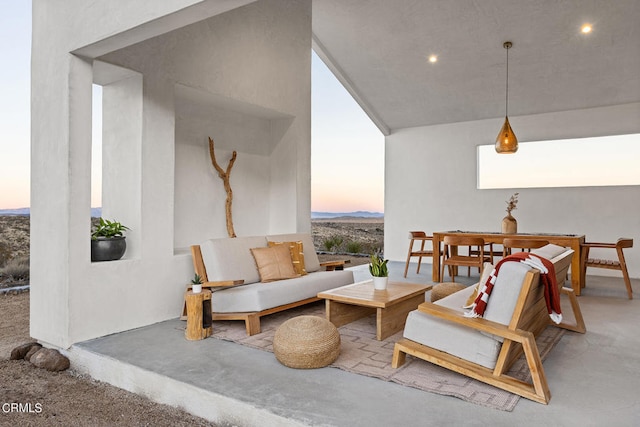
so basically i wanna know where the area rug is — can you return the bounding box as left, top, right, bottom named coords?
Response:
left=209, top=302, right=564, bottom=411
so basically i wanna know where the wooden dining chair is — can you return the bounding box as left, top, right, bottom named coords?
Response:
left=502, top=238, right=549, bottom=257
left=468, top=242, right=495, bottom=276
left=403, top=231, right=434, bottom=278
left=581, top=238, right=634, bottom=299
left=441, top=236, right=492, bottom=281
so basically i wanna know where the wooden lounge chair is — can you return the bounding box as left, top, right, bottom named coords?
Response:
left=392, top=245, right=585, bottom=404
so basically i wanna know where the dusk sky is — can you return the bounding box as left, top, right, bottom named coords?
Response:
left=0, top=1, right=385, bottom=213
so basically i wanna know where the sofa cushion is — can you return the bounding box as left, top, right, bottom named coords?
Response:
left=211, top=270, right=354, bottom=313
left=267, top=233, right=320, bottom=272
left=200, top=236, right=267, bottom=284
left=268, top=240, right=307, bottom=275
left=251, top=245, right=299, bottom=282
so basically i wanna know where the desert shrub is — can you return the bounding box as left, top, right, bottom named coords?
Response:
left=322, top=235, right=344, bottom=252
left=1, top=255, right=29, bottom=281
left=0, top=241, right=11, bottom=268
left=360, top=242, right=383, bottom=255
left=346, top=241, right=363, bottom=254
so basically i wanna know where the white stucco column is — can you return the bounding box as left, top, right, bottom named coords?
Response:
left=101, top=73, right=143, bottom=260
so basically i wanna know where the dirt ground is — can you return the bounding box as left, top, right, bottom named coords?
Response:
left=0, top=291, right=223, bottom=427
left=0, top=216, right=381, bottom=425
left=311, top=217, right=384, bottom=257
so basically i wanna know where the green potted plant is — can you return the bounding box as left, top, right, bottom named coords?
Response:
left=91, top=218, right=129, bottom=262
left=369, top=252, right=389, bottom=290
left=191, top=273, right=203, bottom=294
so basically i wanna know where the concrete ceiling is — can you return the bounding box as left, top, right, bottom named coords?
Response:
left=312, top=0, right=640, bottom=134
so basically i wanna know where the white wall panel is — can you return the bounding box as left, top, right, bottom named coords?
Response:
left=385, top=103, right=640, bottom=278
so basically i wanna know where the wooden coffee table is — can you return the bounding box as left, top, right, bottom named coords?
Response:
left=318, top=281, right=432, bottom=340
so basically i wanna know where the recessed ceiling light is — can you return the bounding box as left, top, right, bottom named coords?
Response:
left=581, top=23, right=593, bottom=34
left=428, top=55, right=438, bottom=63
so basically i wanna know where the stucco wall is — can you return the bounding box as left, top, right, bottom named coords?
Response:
left=31, top=0, right=311, bottom=347
left=384, top=103, right=640, bottom=278
left=99, top=0, right=312, bottom=248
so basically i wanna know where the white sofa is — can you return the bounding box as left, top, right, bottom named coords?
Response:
left=192, top=233, right=354, bottom=335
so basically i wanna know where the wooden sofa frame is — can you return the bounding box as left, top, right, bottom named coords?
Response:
left=392, top=251, right=586, bottom=404
left=183, top=245, right=346, bottom=336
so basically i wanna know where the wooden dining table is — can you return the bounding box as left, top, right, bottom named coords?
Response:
left=432, top=231, right=586, bottom=295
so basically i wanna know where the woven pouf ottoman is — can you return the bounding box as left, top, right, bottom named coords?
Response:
left=430, top=282, right=467, bottom=302
left=273, top=315, right=340, bottom=369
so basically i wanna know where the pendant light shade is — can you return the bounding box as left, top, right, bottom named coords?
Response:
left=495, top=41, right=518, bottom=154
left=495, top=116, right=518, bottom=153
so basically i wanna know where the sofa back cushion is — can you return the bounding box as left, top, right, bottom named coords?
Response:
left=200, top=236, right=267, bottom=284
left=267, top=233, right=321, bottom=273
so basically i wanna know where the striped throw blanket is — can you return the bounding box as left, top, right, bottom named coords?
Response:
left=465, top=252, right=562, bottom=324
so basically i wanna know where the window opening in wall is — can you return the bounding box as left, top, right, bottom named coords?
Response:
left=477, top=134, right=640, bottom=189
left=311, top=50, right=385, bottom=216
left=91, top=83, right=103, bottom=217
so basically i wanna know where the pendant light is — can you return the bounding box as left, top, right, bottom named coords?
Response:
left=495, top=41, right=518, bottom=154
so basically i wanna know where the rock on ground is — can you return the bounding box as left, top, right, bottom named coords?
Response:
left=1, top=292, right=221, bottom=426
left=29, top=348, right=70, bottom=372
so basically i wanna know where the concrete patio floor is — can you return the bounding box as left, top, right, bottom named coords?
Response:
left=69, top=262, right=640, bottom=426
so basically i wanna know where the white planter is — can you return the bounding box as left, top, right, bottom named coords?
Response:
left=372, top=277, right=388, bottom=290
left=192, top=284, right=202, bottom=294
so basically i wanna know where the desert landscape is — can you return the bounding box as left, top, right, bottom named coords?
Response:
left=0, top=214, right=382, bottom=425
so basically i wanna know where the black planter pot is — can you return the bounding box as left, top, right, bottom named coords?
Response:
left=91, top=236, right=126, bottom=262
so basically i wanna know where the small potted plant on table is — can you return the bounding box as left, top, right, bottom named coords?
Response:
left=91, top=218, right=129, bottom=262
left=369, top=252, right=389, bottom=290
left=191, top=274, right=203, bottom=294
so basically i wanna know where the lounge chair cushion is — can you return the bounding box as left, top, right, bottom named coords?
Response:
left=404, top=285, right=502, bottom=369
left=482, top=261, right=532, bottom=327
left=403, top=261, right=532, bottom=368
left=211, top=270, right=354, bottom=312
left=530, top=243, right=567, bottom=260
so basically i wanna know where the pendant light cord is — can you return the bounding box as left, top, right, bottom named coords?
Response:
left=505, top=43, right=509, bottom=117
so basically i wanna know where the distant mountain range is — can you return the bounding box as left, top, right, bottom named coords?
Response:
left=311, top=211, right=383, bottom=219
left=0, top=208, right=30, bottom=216
left=0, top=207, right=103, bottom=217
left=1, top=208, right=381, bottom=220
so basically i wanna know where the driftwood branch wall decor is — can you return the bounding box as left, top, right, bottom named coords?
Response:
left=208, top=136, right=237, bottom=238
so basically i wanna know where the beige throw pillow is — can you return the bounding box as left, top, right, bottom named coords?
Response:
left=267, top=241, right=307, bottom=275
left=251, top=245, right=299, bottom=282
left=464, top=262, right=494, bottom=308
